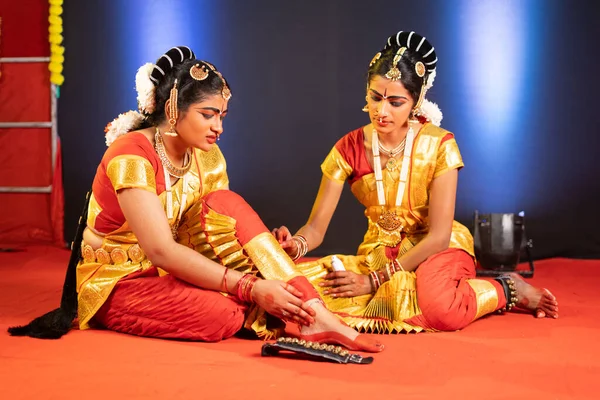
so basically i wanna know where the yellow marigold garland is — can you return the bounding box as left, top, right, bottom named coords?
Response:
left=49, top=0, right=64, bottom=86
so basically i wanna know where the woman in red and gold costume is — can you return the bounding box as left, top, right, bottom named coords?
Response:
left=9, top=46, right=382, bottom=352
left=273, top=31, right=559, bottom=333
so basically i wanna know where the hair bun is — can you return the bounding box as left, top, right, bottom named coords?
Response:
left=384, top=31, right=437, bottom=73
left=149, top=46, right=196, bottom=85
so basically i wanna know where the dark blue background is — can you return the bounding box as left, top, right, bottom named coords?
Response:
left=59, top=0, right=600, bottom=258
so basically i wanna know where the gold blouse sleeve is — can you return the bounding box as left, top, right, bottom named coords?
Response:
left=320, top=147, right=353, bottom=183
left=433, top=137, right=464, bottom=179
left=197, top=145, right=229, bottom=195
left=106, top=155, right=157, bottom=193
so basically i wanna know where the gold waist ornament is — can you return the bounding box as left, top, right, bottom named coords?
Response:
left=81, top=243, right=146, bottom=265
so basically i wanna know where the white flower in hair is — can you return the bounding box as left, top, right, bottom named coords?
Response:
left=418, top=99, right=443, bottom=126
left=104, top=110, right=145, bottom=147
left=424, top=69, right=436, bottom=92
left=135, top=63, right=156, bottom=114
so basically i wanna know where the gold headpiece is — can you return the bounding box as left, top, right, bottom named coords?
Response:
left=385, top=47, right=406, bottom=81
left=190, top=61, right=231, bottom=100
left=415, top=61, right=426, bottom=78
left=369, top=52, right=381, bottom=67
left=190, top=64, right=209, bottom=80
left=221, top=83, right=232, bottom=101
left=214, top=70, right=232, bottom=100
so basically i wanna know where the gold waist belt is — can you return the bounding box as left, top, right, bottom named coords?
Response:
left=81, top=243, right=146, bottom=265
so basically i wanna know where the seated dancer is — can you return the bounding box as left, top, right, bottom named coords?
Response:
left=273, top=31, right=559, bottom=333
left=8, top=46, right=382, bottom=352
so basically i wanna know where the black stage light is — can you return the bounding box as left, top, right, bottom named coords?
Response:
left=473, top=211, right=534, bottom=277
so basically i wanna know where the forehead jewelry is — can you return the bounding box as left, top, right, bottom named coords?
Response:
left=213, top=70, right=231, bottom=100
left=385, top=47, right=406, bottom=81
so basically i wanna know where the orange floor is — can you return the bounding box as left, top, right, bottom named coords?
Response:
left=1, top=246, right=599, bottom=399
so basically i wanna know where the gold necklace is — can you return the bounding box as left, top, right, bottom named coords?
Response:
left=154, top=128, right=192, bottom=178
left=371, top=124, right=416, bottom=232
left=379, top=135, right=406, bottom=172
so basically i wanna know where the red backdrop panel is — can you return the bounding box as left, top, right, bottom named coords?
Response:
left=0, top=128, right=52, bottom=186
left=0, top=2, right=64, bottom=247
left=0, top=0, right=50, bottom=57
left=0, top=63, right=51, bottom=122
left=0, top=141, right=64, bottom=247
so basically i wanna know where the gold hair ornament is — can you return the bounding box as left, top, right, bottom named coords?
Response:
left=369, top=52, right=381, bottom=67
left=214, top=70, right=232, bottom=100
left=190, top=64, right=209, bottom=80
left=415, top=61, right=426, bottom=78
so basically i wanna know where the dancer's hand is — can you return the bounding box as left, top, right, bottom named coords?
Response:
left=271, top=226, right=297, bottom=256
left=319, top=271, right=373, bottom=298
left=252, top=279, right=316, bottom=326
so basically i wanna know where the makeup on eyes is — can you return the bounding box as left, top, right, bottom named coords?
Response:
left=197, top=107, right=228, bottom=120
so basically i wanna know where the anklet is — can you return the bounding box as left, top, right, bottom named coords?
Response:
left=495, top=275, right=518, bottom=312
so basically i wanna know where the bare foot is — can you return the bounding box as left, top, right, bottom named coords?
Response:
left=299, top=301, right=384, bottom=353
left=507, top=273, right=559, bottom=318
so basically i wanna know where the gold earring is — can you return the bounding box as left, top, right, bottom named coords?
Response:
left=165, top=80, right=179, bottom=137
left=362, top=95, right=369, bottom=112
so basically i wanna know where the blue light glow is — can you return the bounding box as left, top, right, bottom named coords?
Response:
left=113, top=0, right=217, bottom=114
left=447, top=0, right=543, bottom=212
left=460, top=1, right=526, bottom=140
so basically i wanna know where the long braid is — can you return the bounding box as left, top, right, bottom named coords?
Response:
left=8, top=191, right=92, bottom=339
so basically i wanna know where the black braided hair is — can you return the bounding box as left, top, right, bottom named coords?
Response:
left=140, top=46, right=231, bottom=128
left=368, top=31, right=437, bottom=104
left=7, top=191, right=92, bottom=339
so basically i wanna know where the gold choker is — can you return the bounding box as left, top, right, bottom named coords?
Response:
left=154, top=128, right=192, bottom=178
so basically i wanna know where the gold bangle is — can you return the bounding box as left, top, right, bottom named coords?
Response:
left=292, top=235, right=308, bottom=260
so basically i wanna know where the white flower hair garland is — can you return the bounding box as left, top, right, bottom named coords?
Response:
left=103, top=62, right=157, bottom=147
left=135, top=63, right=156, bottom=114
left=104, top=110, right=145, bottom=146
left=416, top=99, right=443, bottom=127
left=424, top=69, right=436, bottom=92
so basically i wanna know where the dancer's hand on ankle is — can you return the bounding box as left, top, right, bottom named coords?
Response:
left=319, top=271, right=373, bottom=298
left=271, top=226, right=297, bottom=256
left=252, top=280, right=316, bottom=326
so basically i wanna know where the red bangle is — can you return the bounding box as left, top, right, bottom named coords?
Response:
left=236, top=274, right=258, bottom=303
left=222, top=268, right=230, bottom=293
left=369, top=271, right=381, bottom=291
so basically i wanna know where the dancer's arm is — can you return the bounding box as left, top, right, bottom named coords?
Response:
left=395, top=168, right=457, bottom=271
left=118, top=187, right=315, bottom=325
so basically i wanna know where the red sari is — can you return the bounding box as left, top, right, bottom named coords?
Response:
left=78, top=132, right=316, bottom=341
